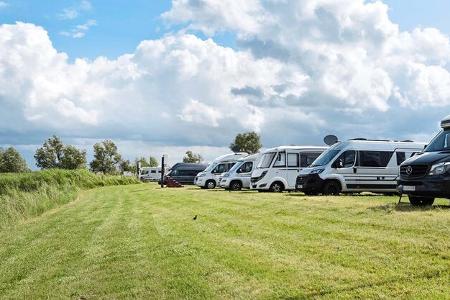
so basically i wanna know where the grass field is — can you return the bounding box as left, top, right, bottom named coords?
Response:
left=0, top=184, right=449, bottom=299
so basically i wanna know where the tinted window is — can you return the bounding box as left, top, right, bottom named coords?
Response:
left=287, top=153, right=299, bottom=167
left=300, top=153, right=321, bottom=167
left=212, top=163, right=227, bottom=174
left=425, top=130, right=450, bottom=152
left=311, top=150, right=340, bottom=167
left=396, top=152, right=406, bottom=166
left=359, top=151, right=393, bottom=167
left=334, top=151, right=356, bottom=168
left=151, top=170, right=156, bottom=173
left=273, top=152, right=286, bottom=167
left=237, top=162, right=253, bottom=173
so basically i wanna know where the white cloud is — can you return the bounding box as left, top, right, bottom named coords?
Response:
left=0, top=1, right=8, bottom=9
left=60, top=19, right=97, bottom=38
left=58, top=0, right=92, bottom=20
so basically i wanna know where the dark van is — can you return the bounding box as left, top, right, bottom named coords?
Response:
left=398, top=115, right=450, bottom=206
left=164, top=163, right=207, bottom=185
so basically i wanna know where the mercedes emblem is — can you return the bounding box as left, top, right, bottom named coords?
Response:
left=406, top=166, right=413, bottom=175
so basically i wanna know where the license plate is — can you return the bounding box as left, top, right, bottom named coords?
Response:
left=298, top=185, right=303, bottom=189
left=403, top=186, right=415, bottom=192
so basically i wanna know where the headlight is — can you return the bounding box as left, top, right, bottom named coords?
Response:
left=310, top=168, right=324, bottom=174
left=429, top=162, right=450, bottom=176
left=198, top=173, right=205, bottom=177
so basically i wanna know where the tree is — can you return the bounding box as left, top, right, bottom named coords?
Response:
left=183, top=151, right=203, bottom=163
left=119, top=160, right=135, bottom=173
left=35, top=135, right=87, bottom=169
left=0, top=147, right=29, bottom=173
left=230, top=131, right=262, bottom=154
left=90, top=140, right=122, bottom=174
left=149, top=156, right=159, bottom=167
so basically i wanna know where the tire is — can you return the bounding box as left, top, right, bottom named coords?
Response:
left=304, top=191, right=318, bottom=196
left=269, top=182, right=284, bottom=193
left=323, top=181, right=341, bottom=196
left=409, top=196, right=435, bottom=206
left=230, top=181, right=242, bottom=191
left=205, top=180, right=216, bottom=189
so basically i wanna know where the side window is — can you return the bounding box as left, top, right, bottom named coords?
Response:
left=238, top=162, right=253, bottom=173
left=359, top=151, right=394, bottom=168
left=334, top=151, right=356, bottom=168
left=396, top=152, right=406, bottom=166
left=212, top=164, right=223, bottom=174
left=141, top=170, right=149, bottom=175
left=287, top=153, right=299, bottom=167
left=227, top=163, right=235, bottom=171
left=171, top=169, right=178, bottom=176
left=151, top=170, right=156, bottom=174
left=273, top=152, right=286, bottom=167
left=300, top=152, right=321, bottom=167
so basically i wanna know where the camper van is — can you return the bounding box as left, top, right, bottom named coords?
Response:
left=220, top=153, right=261, bottom=190
left=296, top=139, right=426, bottom=195
left=398, top=115, right=450, bottom=205
left=139, top=167, right=162, bottom=181
left=194, top=153, right=248, bottom=189
left=250, top=146, right=327, bottom=192
left=164, top=163, right=207, bottom=184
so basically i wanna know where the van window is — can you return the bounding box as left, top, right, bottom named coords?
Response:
left=141, top=170, right=149, bottom=175
left=212, top=163, right=227, bottom=174
left=273, top=152, right=286, bottom=167
left=300, top=153, right=321, bottom=168
left=334, top=151, right=356, bottom=168
left=227, top=163, right=236, bottom=171
left=258, top=152, right=276, bottom=168
left=151, top=170, right=156, bottom=174
left=396, top=152, right=406, bottom=165
left=359, top=151, right=393, bottom=168
left=237, top=162, right=253, bottom=173
left=287, top=153, right=299, bottom=167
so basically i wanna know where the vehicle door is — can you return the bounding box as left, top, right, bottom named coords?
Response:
left=272, top=151, right=288, bottom=186
left=212, top=163, right=227, bottom=181
left=332, top=150, right=357, bottom=189
left=286, top=152, right=300, bottom=189
left=354, top=150, right=396, bottom=191
left=236, top=161, right=254, bottom=188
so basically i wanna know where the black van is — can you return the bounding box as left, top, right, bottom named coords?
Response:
left=398, top=115, right=450, bottom=206
left=163, top=163, right=207, bottom=184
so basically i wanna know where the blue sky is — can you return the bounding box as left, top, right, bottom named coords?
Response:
left=0, top=0, right=449, bottom=60
left=1, top=0, right=450, bottom=167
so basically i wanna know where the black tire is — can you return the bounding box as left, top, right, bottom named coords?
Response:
left=304, top=191, right=318, bottom=196
left=323, top=181, right=341, bottom=195
left=269, top=182, right=284, bottom=193
left=205, top=180, right=216, bottom=189
left=409, top=196, right=435, bottom=206
left=230, top=181, right=242, bottom=191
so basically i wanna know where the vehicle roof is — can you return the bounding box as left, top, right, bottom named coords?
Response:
left=441, top=115, right=450, bottom=129
left=212, top=152, right=248, bottom=162
left=171, top=163, right=208, bottom=170
left=334, top=139, right=426, bottom=151
left=263, top=146, right=328, bottom=153
left=237, top=153, right=261, bottom=162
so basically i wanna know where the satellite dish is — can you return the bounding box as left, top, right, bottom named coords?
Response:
left=324, top=135, right=338, bottom=146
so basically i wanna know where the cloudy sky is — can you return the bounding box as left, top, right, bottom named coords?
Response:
left=1, top=0, right=450, bottom=167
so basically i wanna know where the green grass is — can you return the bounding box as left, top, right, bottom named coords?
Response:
left=0, top=184, right=449, bottom=299
left=0, top=169, right=139, bottom=229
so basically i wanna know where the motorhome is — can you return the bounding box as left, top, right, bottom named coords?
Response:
left=139, top=167, right=162, bottom=181
left=164, top=163, right=207, bottom=185
left=250, top=146, right=327, bottom=192
left=195, top=153, right=248, bottom=189
left=296, top=139, right=426, bottom=195
left=398, top=115, right=450, bottom=206
left=220, top=153, right=261, bottom=190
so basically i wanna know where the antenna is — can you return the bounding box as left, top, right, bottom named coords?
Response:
left=324, top=135, right=338, bottom=146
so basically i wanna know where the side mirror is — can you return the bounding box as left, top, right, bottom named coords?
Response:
left=423, top=145, right=427, bottom=150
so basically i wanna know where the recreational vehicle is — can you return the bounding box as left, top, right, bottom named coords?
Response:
left=139, top=167, right=162, bottom=181
left=250, top=146, right=327, bottom=192
left=398, top=115, right=450, bottom=205
left=164, top=163, right=207, bottom=184
left=194, top=153, right=248, bottom=189
left=296, top=139, right=426, bottom=195
left=220, top=153, right=261, bottom=190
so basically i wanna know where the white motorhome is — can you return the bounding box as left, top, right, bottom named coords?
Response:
left=250, top=146, right=327, bottom=192
left=194, top=153, right=248, bottom=189
left=296, top=139, right=426, bottom=195
left=219, top=153, right=261, bottom=190
left=139, top=167, right=162, bottom=181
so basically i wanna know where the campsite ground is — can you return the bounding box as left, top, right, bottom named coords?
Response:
left=0, top=183, right=449, bottom=299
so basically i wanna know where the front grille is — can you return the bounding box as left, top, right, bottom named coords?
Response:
left=296, top=176, right=305, bottom=185
left=250, top=177, right=259, bottom=183
left=400, top=165, right=429, bottom=179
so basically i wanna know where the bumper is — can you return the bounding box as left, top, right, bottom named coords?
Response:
left=250, top=182, right=268, bottom=190
left=296, top=174, right=325, bottom=193
left=194, top=177, right=205, bottom=187
left=398, top=176, right=450, bottom=198
left=220, top=178, right=230, bottom=188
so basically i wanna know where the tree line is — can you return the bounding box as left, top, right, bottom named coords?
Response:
left=0, top=131, right=262, bottom=173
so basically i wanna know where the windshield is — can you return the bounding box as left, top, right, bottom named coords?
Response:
left=258, top=152, right=276, bottom=168
left=424, top=130, right=450, bottom=152
left=203, top=162, right=217, bottom=173
left=310, top=149, right=341, bottom=167
left=228, top=161, right=243, bottom=174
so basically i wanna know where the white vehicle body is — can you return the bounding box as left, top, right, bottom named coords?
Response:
left=297, top=139, right=426, bottom=194
left=139, top=167, right=162, bottom=181
left=250, top=146, right=327, bottom=192
left=195, top=153, right=248, bottom=189
left=220, top=153, right=261, bottom=190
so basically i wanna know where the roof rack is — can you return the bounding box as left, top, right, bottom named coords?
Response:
left=349, top=138, right=415, bottom=142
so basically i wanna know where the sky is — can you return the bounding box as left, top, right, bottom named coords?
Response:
left=1, top=0, right=450, bottom=168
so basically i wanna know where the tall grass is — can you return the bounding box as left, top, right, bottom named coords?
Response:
left=0, top=169, right=139, bottom=229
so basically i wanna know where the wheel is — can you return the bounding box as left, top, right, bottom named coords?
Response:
left=304, top=191, right=318, bottom=196
left=323, top=181, right=341, bottom=195
left=205, top=180, right=216, bottom=189
left=230, top=181, right=242, bottom=191
left=269, top=182, right=284, bottom=193
left=409, top=196, right=434, bottom=206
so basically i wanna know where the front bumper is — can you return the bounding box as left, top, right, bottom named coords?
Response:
left=194, top=176, right=205, bottom=187
left=296, top=174, right=325, bottom=193
left=398, top=176, right=450, bottom=198
left=220, top=178, right=230, bottom=188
